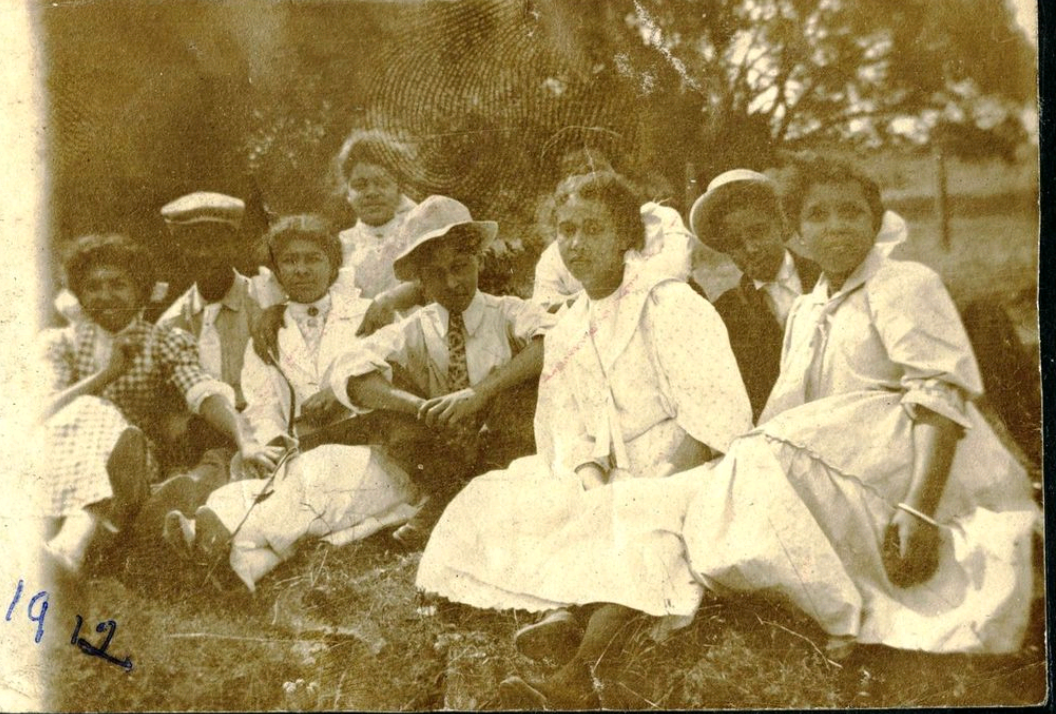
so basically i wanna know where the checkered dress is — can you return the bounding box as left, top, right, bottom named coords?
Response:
left=39, top=317, right=224, bottom=517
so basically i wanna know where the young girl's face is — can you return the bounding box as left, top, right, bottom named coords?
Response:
left=346, top=162, right=401, bottom=227
left=797, top=180, right=877, bottom=286
left=555, top=194, right=627, bottom=299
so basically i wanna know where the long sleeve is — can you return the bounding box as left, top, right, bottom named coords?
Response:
left=328, top=318, right=420, bottom=413
left=867, top=262, right=982, bottom=428
left=39, top=327, right=76, bottom=395
left=239, top=341, right=288, bottom=446
left=499, top=296, right=559, bottom=351
left=646, top=281, right=753, bottom=454
left=155, top=326, right=236, bottom=414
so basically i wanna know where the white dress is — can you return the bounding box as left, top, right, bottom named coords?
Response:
left=416, top=264, right=757, bottom=616
left=202, top=290, right=421, bottom=590
left=683, top=247, right=1038, bottom=653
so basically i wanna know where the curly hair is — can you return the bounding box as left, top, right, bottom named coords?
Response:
left=553, top=171, right=645, bottom=253
left=63, top=234, right=155, bottom=306
left=264, top=214, right=343, bottom=286
left=783, top=154, right=885, bottom=234
left=332, top=129, right=415, bottom=191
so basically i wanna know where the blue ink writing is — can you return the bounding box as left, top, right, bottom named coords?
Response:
left=6, top=579, right=47, bottom=644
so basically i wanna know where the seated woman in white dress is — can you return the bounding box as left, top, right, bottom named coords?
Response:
left=416, top=172, right=759, bottom=707
left=678, top=155, right=1038, bottom=655
left=165, top=215, right=420, bottom=590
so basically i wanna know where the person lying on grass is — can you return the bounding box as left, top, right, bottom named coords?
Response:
left=37, top=234, right=277, bottom=576
left=160, top=215, right=421, bottom=590
left=327, top=195, right=558, bottom=550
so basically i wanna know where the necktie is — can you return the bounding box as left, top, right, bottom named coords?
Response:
left=198, top=302, right=223, bottom=379
left=447, top=310, right=470, bottom=390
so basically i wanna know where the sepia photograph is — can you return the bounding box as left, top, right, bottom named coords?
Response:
left=0, top=0, right=1046, bottom=710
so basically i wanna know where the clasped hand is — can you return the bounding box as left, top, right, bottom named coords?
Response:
left=881, top=508, right=941, bottom=588
left=238, top=442, right=286, bottom=480
left=417, top=388, right=485, bottom=427
left=300, top=387, right=343, bottom=426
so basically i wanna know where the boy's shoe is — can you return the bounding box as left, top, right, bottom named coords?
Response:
left=392, top=522, right=429, bottom=551
left=193, top=505, right=231, bottom=562
left=514, top=609, right=582, bottom=663
left=162, top=509, right=196, bottom=557
left=498, top=671, right=599, bottom=711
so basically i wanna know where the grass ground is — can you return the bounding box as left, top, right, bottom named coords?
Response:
left=45, top=532, right=1047, bottom=711
left=44, top=160, right=1045, bottom=710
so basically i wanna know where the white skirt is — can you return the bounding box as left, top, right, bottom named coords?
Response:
left=206, top=444, right=421, bottom=590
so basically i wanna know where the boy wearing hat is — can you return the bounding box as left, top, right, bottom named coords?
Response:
left=158, top=191, right=266, bottom=411
left=328, top=195, right=557, bottom=548
left=689, top=169, right=821, bottom=421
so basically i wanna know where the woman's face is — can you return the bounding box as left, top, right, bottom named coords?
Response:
left=79, top=264, right=140, bottom=333
left=274, top=238, right=333, bottom=304
left=797, top=180, right=877, bottom=286
left=346, top=162, right=401, bottom=227
left=555, top=194, right=627, bottom=299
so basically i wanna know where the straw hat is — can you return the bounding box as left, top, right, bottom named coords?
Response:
left=392, top=196, right=498, bottom=281
left=688, top=169, right=776, bottom=246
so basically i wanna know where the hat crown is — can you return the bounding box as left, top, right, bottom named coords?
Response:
left=706, top=169, right=772, bottom=193
left=400, top=195, right=475, bottom=243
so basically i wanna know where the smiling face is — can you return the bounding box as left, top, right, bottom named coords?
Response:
left=274, top=238, right=334, bottom=304
left=417, top=238, right=479, bottom=315
left=796, top=180, right=877, bottom=288
left=79, top=264, right=140, bottom=333
left=346, top=162, right=401, bottom=227
left=555, top=194, right=627, bottom=299
left=717, top=207, right=786, bottom=282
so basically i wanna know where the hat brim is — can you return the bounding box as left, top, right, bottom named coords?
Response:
left=689, top=178, right=775, bottom=248
left=393, top=220, right=498, bottom=282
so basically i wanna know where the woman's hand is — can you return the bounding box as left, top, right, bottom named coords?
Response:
left=238, top=442, right=286, bottom=480
left=882, top=508, right=941, bottom=588
left=576, top=463, right=608, bottom=491
left=300, top=386, right=343, bottom=426
left=101, top=333, right=142, bottom=380
left=417, top=388, right=486, bottom=427
left=356, top=297, right=396, bottom=337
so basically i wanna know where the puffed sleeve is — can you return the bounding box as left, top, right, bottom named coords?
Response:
left=645, top=281, right=753, bottom=454
left=500, top=296, right=559, bottom=352
left=638, top=203, right=694, bottom=282
left=867, top=261, right=982, bottom=429
left=327, top=317, right=419, bottom=414
left=39, top=327, right=76, bottom=394
left=155, top=325, right=236, bottom=414
left=532, top=242, right=582, bottom=308
left=239, top=341, right=287, bottom=446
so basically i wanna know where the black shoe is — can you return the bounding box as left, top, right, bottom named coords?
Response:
left=498, top=672, right=599, bottom=711
left=514, top=609, right=583, bottom=663
left=392, top=522, right=429, bottom=551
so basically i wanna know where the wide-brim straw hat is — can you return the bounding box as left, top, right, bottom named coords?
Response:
left=689, top=169, right=777, bottom=246
left=392, top=195, right=498, bottom=282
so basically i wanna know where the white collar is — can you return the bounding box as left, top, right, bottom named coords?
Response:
left=753, top=250, right=797, bottom=291
left=355, top=214, right=401, bottom=239
left=435, top=291, right=485, bottom=337
left=287, top=292, right=333, bottom=322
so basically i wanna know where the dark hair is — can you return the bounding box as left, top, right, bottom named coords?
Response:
left=701, top=181, right=787, bottom=250
left=783, top=155, right=885, bottom=234
left=553, top=171, right=645, bottom=252
left=265, top=214, right=343, bottom=286
left=64, top=234, right=155, bottom=306
left=334, top=130, right=414, bottom=187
